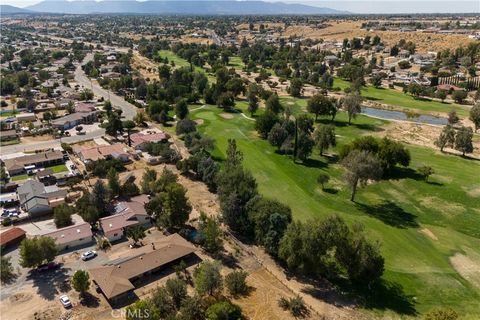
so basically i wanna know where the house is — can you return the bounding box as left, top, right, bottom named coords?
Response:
left=16, top=113, right=36, bottom=123
left=0, top=130, right=18, bottom=141
left=41, top=222, right=94, bottom=251
left=130, top=131, right=169, bottom=150
left=0, top=227, right=26, bottom=249
left=437, top=84, right=464, bottom=92
left=75, top=143, right=129, bottom=164
left=17, top=180, right=67, bottom=217
left=323, top=55, right=338, bottom=65
left=51, top=111, right=98, bottom=130
left=100, top=195, right=151, bottom=242
left=3, top=150, right=65, bottom=176
left=74, top=102, right=96, bottom=113
left=89, top=234, right=196, bottom=303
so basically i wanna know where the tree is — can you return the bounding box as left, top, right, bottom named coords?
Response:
left=105, top=114, right=123, bottom=137
left=268, top=123, right=288, bottom=150
left=418, top=166, right=434, bottom=182
left=141, top=168, right=157, bottom=194
left=370, top=74, right=383, bottom=88
left=157, top=183, right=192, bottom=229
left=90, top=180, right=109, bottom=215
left=53, top=203, right=74, bottom=228
left=317, top=173, right=330, bottom=190
left=72, top=270, right=90, bottom=299
left=265, top=93, right=283, bottom=114
left=1, top=256, right=15, bottom=283
left=342, top=150, right=382, bottom=201
left=246, top=89, right=259, bottom=116
left=175, top=99, right=189, bottom=120
left=436, top=90, right=448, bottom=102
left=248, top=198, right=292, bottom=256
left=454, top=126, right=473, bottom=156
left=447, top=110, right=459, bottom=125
left=150, top=286, right=175, bottom=318
left=193, top=261, right=223, bottom=296
left=123, top=120, right=136, bottom=147
left=225, top=270, right=249, bottom=297
left=165, top=277, right=187, bottom=310
left=107, top=167, right=121, bottom=198
left=313, top=125, right=336, bottom=156
left=178, top=295, right=205, bottom=320
left=307, top=94, right=333, bottom=121
left=424, top=308, right=458, bottom=320
left=134, top=111, right=148, bottom=127
left=343, top=94, right=363, bottom=124
left=295, top=133, right=314, bottom=162
left=198, top=213, right=223, bottom=254
left=206, top=301, right=242, bottom=320
left=216, top=92, right=235, bottom=110
left=452, top=90, right=467, bottom=104
left=469, top=103, right=480, bottom=132
left=126, top=299, right=160, bottom=320
left=126, top=225, right=146, bottom=245
left=435, top=125, right=456, bottom=152
left=377, top=137, right=411, bottom=174
left=19, top=237, right=59, bottom=268
left=176, top=118, right=197, bottom=135
left=80, top=89, right=94, bottom=101
left=289, top=78, right=303, bottom=97
left=255, top=110, right=278, bottom=139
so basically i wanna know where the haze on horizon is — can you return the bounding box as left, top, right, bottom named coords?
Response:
left=1, top=0, right=479, bottom=14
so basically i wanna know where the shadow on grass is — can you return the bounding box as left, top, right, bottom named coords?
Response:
left=297, top=158, right=329, bottom=169
left=338, top=279, right=417, bottom=316
left=355, top=200, right=418, bottom=228
left=386, top=167, right=424, bottom=181
left=426, top=180, right=444, bottom=186
left=316, top=118, right=384, bottom=132
left=323, top=188, right=338, bottom=194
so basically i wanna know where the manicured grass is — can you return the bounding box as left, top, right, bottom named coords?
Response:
left=333, top=77, right=470, bottom=117
left=190, top=104, right=480, bottom=318
left=11, top=174, right=28, bottom=181
left=157, top=50, right=216, bottom=83
left=46, top=164, right=68, bottom=173
left=229, top=56, right=245, bottom=70
left=0, top=110, right=20, bottom=117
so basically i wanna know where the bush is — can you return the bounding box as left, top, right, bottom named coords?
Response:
left=1, top=217, right=12, bottom=226
left=225, top=270, right=249, bottom=296
left=86, top=158, right=125, bottom=177
left=206, top=301, right=242, bottom=320
left=278, top=295, right=309, bottom=318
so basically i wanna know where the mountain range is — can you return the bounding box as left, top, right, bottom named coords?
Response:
left=1, top=1, right=348, bottom=15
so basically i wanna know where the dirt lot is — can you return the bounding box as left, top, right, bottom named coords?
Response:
left=282, top=20, right=475, bottom=52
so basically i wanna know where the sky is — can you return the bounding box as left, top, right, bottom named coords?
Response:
left=2, top=0, right=479, bottom=14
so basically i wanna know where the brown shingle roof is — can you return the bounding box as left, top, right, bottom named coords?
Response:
left=0, top=227, right=26, bottom=246
left=3, top=150, right=64, bottom=172
left=89, top=234, right=196, bottom=299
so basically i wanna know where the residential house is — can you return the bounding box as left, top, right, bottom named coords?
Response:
left=99, top=195, right=151, bottom=242
left=17, top=180, right=67, bottom=217
left=16, top=113, right=36, bottom=123
left=41, top=222, right=94, bottom=251
left=0, top=130, right=18, bottom=141
left=89, top=234, right=196, bottom=303
left=75, top=143, right=129, bottom=164
left=0, top=227, right=26, bottom=249
left=74, top=102, right=96, bottom=113
left=129, top=131, right=169, bottom=151
left=51, top=111, right=98, bottom=130
left=3, top=150, right=65, bottom=176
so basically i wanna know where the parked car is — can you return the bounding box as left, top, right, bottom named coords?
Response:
left=81, top=250, right=97, bottom=261
left=59, top=295, right=72, bottom=308
left=36, top=262, right=59, bottom=272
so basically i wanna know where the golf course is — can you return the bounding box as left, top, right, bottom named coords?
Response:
left=189, top=102, right=480, bottom=318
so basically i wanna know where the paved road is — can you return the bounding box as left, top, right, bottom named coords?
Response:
left=75, top=53, right=137, bottom=120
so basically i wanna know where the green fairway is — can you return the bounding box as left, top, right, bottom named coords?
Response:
left=333, top=77, right=470, bottom=117
left=190, top=104, right=480, bottom=318
left=157, top=50, right=216, bottom=83
left=229, top=56, right=245, bottom=70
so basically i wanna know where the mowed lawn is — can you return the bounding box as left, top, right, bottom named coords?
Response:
left=157, top=50, right=216, bottom=83
left=190, top=104, right=480, bottom=318
left=333, top=77, right=470, bottom=117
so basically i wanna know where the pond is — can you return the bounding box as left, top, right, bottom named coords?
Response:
left=361, top=107, right=448, bottom=125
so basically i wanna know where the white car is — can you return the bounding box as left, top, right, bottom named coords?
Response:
left=81, top=250, right=97, bottom=261
left=59, top=295, right=72, bottom=308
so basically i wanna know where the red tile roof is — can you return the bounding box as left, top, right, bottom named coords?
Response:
left=0, top=227, right=26, bottom=246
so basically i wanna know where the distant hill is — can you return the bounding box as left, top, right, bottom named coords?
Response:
left=26, top=0, right=349, bottom=15
left=0, top=5, right=33, bottom=14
